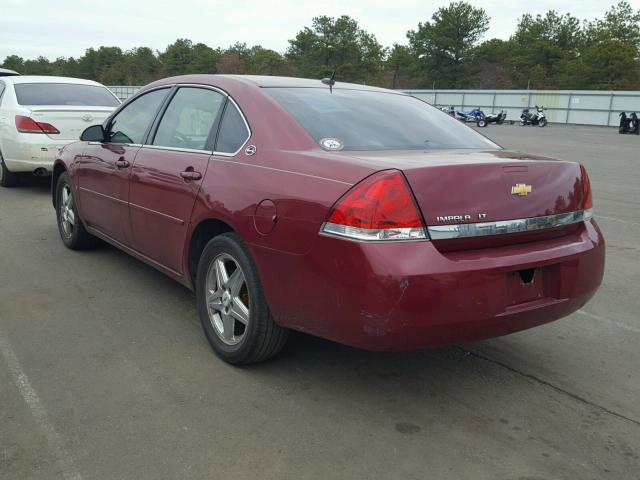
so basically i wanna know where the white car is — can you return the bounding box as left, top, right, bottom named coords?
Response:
left=0, top=76, right=120, bottom=187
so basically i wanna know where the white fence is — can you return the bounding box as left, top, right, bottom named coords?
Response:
left=404, top=89, right=640, bottom=127
left=108, top=86, right=640, bottom=127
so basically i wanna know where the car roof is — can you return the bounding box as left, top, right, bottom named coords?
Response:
left=4, top=75, right=105, bottom=86
left=0, top=68, right=20, bottom=76
left=148, top=74, right=401, bottom=94
left=229, top=75, right=393, bottom=92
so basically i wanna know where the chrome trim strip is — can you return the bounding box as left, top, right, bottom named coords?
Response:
left=141, top=144, right=212, bottom=155
left=78, top=187, right=127, bottom=205
left=129, top=202, right=185, bottom=225
left=80, top=187, right=184, bottom=225
left=87, top=142, right=142, bottom=147
left=427, top=209, right=593, bottom=240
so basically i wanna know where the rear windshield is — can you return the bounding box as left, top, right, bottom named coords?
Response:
left=14, top=83, right=120, bottom=107
left=264, top=88, right=498, bottom=151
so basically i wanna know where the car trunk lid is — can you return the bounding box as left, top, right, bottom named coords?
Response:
left=340, top=149, right=589, bottom=250
left=28, top=106, right=114, bottom=141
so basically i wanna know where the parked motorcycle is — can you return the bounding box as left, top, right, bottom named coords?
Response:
left=520, top=106, right=547, bottom=127
left=477, top=110, right=506, bottom=127
left=456, top=107, right=485, bottom=123
left=441, top=106, right=456, bottom=117
left=619, top=112, right=640, bottom=134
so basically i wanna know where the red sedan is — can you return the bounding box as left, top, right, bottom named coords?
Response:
left=52, top=75, right=605, bottom=364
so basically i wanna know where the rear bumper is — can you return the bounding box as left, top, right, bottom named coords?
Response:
left=3, top=137, right=72, bottom=173
left=253, top=219, right=605, bottom=351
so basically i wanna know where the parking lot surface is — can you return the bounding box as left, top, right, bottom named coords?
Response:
left=1, top=124, right=639, bottom=479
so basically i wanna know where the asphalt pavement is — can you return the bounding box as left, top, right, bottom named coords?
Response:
left=1, top=124, right=638, bottom=479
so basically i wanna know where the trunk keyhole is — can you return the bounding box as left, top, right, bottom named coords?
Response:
left=518, top=268, right=536, bottom=284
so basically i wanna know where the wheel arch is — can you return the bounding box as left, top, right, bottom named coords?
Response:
left=187, top=218, right=236, bottom=286
left=51, top=161, right=67, bottom=207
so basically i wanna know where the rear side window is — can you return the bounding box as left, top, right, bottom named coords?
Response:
left=109, top=89, right=169, bottom=144
left=264, top=88, right=497, bottom=151
left=216, top=101, right=249, bottom=154
left=153, top=87, right=225, bottom=150
left=14, top=83, right=120, bottom=107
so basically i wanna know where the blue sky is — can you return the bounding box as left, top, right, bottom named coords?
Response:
left=1, top=0, right=639, bottom=60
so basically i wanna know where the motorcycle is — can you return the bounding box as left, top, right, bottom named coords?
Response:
left=456, top=107, right=485, bottom=123
left=477, top=110, right=506, bottom=127
left=520, top=106, right=547, bottom=127
left=440, top=106, right=456, bottom=117
left=619, top=112, right=640, bottom=134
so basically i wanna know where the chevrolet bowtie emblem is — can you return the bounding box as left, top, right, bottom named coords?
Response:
left=511, top=183, right=532, bottom=196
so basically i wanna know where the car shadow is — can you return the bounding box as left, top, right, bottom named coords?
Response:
left=15, top=174, right=51, bottom=193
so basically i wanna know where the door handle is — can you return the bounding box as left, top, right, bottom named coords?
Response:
left=180, top=170, right=202, bottom=180
left=115, top=159, right=130, bottom=168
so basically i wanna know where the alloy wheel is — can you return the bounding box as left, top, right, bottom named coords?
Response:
left=205, top=253, right=250, bottom=345
left=59, top=184, right=76, bottom=238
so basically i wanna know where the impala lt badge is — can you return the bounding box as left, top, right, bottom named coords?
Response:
left=436, top=214, right=472, bottom=222
left=81, top=114, right=94, bottom=122
left=511, top=183, right=532, bottom=196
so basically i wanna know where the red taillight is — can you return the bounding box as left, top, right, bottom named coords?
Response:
left=580, top=164, right=593, bottom=210
left=15, top=115, right=60, bottom=134
left=322, top=170, right=427, bottom=241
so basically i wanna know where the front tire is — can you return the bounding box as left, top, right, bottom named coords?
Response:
left=0, top=153, right=20, bottom=187
left=55, top=172, right=99, bottom=249
left=196, top=232, right=288, bottom=364
left=538, top=118, right=547, bottom=127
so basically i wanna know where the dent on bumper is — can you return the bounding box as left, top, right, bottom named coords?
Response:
left=4, top=142, right=68, bottom=172
left=255, top=220, right=605, bottom=351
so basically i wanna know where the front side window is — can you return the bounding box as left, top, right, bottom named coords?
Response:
left=152, top=87, right=225, bottom=150
left=264, top=88, right=498, bottom=151
left=108, top=89, right=169, bottom=144
left=216, top=101, right=250, bottom=154
left=14, top=83, right=120, bottom=107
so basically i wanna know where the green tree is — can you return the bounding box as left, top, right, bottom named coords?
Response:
left=469, top=39, right=517, bottom=88
left=158, top=39, right=220, bottom=76
left=121, top=47, right=161, bottom=84
left=1, top=55, right=25, bottom=72
left=286, top=15, right=385, bottom=83
left=510, top=11, right=582, bottom=88
left=585, top=1, right=640, bottom=47
left=75, top=47, right=126, bottom=83
left=384, top=44, right=417, bottom=89
left=407, top=1, right=489, bottom=88
left=248, top=47, right=288, bottom=75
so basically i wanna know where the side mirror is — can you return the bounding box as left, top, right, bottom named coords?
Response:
left=80, top=124, right=106, bottom=142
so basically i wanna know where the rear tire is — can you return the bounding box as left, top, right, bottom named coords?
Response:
left=196, top=232, right=288, bottom=365
left=477, top=119, right=487, bottom=127
left=55, top=172, right=99, bottom=249
left=0, top=153, right=20, bottom=187
left=538, top=118, right=547, bottom=127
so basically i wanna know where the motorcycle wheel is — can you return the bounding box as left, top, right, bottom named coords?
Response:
left=477, top=119, right=487, bottom=128
left=520, top=120, right=526, bottom=126
left=538, top=118, right=547, bottom=127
